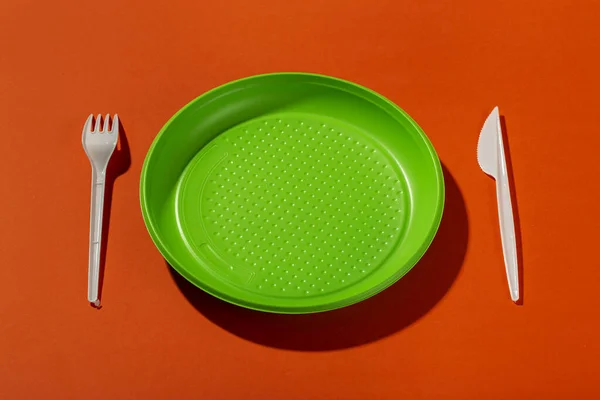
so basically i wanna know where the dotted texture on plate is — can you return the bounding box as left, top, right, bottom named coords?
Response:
left=198, top=115, right=407, bottom=298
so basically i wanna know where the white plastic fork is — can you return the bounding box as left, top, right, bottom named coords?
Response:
left=82, top=114, right=119, bottom=307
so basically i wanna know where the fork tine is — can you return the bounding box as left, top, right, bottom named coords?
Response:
left=82, top=114, right=94, bottom=136
left=111, top=114, right=119, bottom=134
left=94, top=114, right=102, bottom=132
left=103, top=114, right=110, bottom=132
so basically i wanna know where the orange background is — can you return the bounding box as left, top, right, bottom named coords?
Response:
left=1, top=0, right=599, bottom=398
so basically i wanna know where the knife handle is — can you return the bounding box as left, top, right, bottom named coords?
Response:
left=495, top=134, right=519, bottom=302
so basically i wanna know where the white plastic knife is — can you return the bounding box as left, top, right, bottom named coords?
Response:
left=477, top=107, right=519, bottom=302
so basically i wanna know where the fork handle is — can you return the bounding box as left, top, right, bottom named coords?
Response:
left=88, top=167, right=106, bottom=307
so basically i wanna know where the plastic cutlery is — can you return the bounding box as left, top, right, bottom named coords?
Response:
left=477, top=107, right=519, bottom=302
left=82, top=114, right=119, bottom=307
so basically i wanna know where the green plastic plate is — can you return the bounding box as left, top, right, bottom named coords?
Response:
left=141, top=73, right=444, bottom=313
